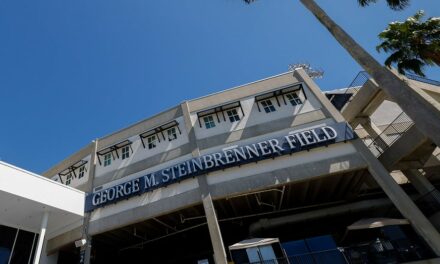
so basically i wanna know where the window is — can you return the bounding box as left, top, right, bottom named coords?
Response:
left=121, top=146, right=130, bottom=160
left=148, top=135, right=157, bottom=149
left=260, top=99, right=276, bottom=113
left=104, top=153, right=112, bottom=167
left=66, top=174, right=72, bottom=185
left=203, top=115, right=216, bottom=129
left=226, top=109, right=240, bottom=122
left=167, top=127, right=177, bottom=141
left=286, top=92, right=302, bottom=106
left=78, top=166, right=85, bottom=179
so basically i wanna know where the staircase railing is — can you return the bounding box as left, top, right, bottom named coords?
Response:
left=365, top=111, right=414, bottom=157
left=336, top=71, right=370, bottom=111
left=338, top=71, right=439, bottom=113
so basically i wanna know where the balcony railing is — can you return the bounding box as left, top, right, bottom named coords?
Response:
left=365, top=111, right=414, bottom=157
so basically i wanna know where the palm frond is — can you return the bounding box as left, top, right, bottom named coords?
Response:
left=358, top=0, right=410, bottom=10
left=397, top=59, right=425, bottom=76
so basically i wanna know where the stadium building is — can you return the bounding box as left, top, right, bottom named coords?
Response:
left=1, top=68, right=440, bottom=264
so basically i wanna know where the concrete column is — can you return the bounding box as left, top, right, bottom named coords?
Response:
left=202, top=193, right=228, bottom=264
left=181, top=102, right=228, bottom=263
left=82, top=140, right=99, bottom=264
left=34, top=211, right=49, bottom=264
left=359, top=118, right=389, bottom=151
left=404, top=169, right=436, bottom=195
left=353, top=139, right=440, bottom=256
left=403, top=169, right=440, bottom=205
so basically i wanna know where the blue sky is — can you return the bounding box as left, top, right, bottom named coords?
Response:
left=1, top=0, right=439, bottom=173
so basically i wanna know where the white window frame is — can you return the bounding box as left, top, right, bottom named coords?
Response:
left=78, top=166, right=86, bottom=179
left=121, top=146, right=130, bottom=160
left=148, top=135, right=157, bottom=149
left=66, top=174, right=72, bottom=185
left=285, top=92, right=302, bottom=106
left=260, top=99, right=276, bottom=113
left=167, top=127, right=177, bottom=141
left=226, top=109, right=240, bottom=122
left=203, top=115, right=216, bottom=129
left=104, top=153, right=112, bottom=167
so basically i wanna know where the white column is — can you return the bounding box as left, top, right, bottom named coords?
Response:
left=202, top=194, right=228, bottom=264
left=33, top=211, right=49, bottom=264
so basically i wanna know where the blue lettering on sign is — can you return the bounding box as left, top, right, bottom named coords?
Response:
left=85, top=122, right=355, bottom=212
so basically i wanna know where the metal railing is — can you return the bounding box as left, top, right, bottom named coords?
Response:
left=365, top=111, right=414, bottom=157
left=406, top=73, right=440, bottom=87
left=336, top=72, right=370, bottom=111
left=337, top=71, right=439, bottom=113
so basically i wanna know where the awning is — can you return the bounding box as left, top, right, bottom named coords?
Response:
left=229, top=238, right=280, bottom=250
left=0, top=161, right=84, bottom=238
left=347, top=218, right=410, bottom=230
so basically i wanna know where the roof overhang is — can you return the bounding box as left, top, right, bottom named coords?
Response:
left=0, top=162, right=85, bottom=236
left=229, top=238, right=280, bottom=250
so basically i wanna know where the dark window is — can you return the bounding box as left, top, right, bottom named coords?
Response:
left=78, top=166, right=85, bottom=179
left=203, top=116, right=216, bottom=129
left=147, top=135, right=157, bottom=149
left=121, top=146, right=130, bottom=160
left=0, top=225, right=17, bottom=264
left=66, top=174, right=72, bottom=185
left=285, top=92, right=303, bottom=106
left=226, top=109, right=240, bottom=122
left=167, top=127, right=177, bottom=141
left=260, top=99, right=276, bottom=113
left=104, top=153, right=112, bottom=167
left=10, top=230, right=36, bottom=264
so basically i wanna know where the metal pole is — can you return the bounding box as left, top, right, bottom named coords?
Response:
left=33, top=211, right=49, bottom=264
left=28, top=234, right=37, bottom=264
left=7, top=228, right=19, bottom=264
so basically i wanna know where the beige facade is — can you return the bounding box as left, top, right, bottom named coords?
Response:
left=40, top=69, right=440, bottom=264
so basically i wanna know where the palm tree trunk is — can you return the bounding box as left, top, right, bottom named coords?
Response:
left=299, top=0, right=440, bottom=255
left=299, top=0, right=440, bottom=148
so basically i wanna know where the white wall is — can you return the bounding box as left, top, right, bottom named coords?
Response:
left=50, top=155, right=91, bottom=189
left=95, top=117, right=189, bottom=179
left=191, top=83, right=323, bottom=140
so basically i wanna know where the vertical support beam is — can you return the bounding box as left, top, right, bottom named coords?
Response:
left=403, top=169, right=440, bottom=202
left=202, top=193, right=228, bottom=264
left=7, top=229, right=19, bottom=264
left=81, top=140, right=99, bottom=264
left=34, top=211, right=49, bottom=264
left=181, top=102, right=227, bottom=264
left=299, top=0, right=440, bottom=147
left=359, top=117, right=389, bottom=151
left=353, top=139, right=440, bottom=255
left=293, top=69, right=345, bottom=123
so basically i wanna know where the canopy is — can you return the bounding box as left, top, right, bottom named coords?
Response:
left=347, top=218, right=409, bottom=230
left=229, top=238, right=280, bottom=250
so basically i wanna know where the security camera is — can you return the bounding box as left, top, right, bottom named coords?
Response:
left=75, top=239, right=87, bottom=248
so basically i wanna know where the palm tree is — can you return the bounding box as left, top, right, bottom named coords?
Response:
left=243, top=0, right=440, bottom=256
left=244, top=0, right=440, bottom=148
left=245, top=0, right=410, bottom=9
left=377, top=10, right=440, bottom=77
left=358, top=0, right=410, bottom=10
